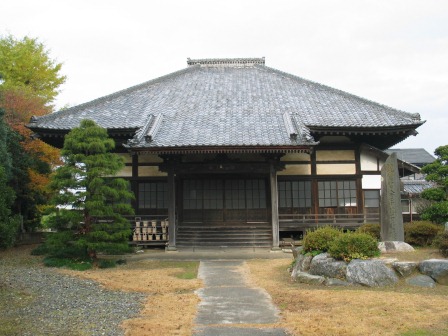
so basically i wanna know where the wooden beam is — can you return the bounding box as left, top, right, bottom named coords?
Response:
left=166, top=168, right=177, bottom=251
left=269, top=162, right=280, bottom=250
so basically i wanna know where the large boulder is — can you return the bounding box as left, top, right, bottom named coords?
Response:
left=293, top=271, right=325, bottom=285
left=291, top=253, right=313, bottom=279
left=309, top=253, right=347, bottom=280
left=419, top=259, right=448, bottom=285
left=406, top=275, right=436, bottom=288
left=392, top=261, right=418, bottom=277
left=378, top=241, right=414, bottom=253
left=346, top=259, right=399, bottom=287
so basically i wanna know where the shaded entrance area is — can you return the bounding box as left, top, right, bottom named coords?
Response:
left=177, top=177, right=272, bottom=248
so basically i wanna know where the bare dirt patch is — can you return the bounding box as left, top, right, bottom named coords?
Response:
left=61, top=260, right=202, bottom=336
left=247, top=256, right=448, bottom=336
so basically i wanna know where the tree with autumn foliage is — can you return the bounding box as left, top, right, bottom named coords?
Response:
left=0, top=34, right=65, bottom=231
left=0, top=35, right=66, bottom=105
left=46, top=120, right=134, bottom=263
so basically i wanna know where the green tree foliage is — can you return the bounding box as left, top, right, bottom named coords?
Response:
left=48, top=120, right=134, bottom=262
left=0, top=108, right=20, bottom=248
left=0, top=34, right=65, bottom=232
left=0, top=35, right=66, bottom=105
left=421, top=145, right=448, bottom=224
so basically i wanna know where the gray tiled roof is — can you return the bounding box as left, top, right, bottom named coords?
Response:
left=29, top=58, right=423, bottom=150
left=402, top=180, right=435, bottom=195
left=385, top=148, right=435, bottom=167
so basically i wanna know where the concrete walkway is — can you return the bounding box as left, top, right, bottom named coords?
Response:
left=194, top=260, right=288, bottom=336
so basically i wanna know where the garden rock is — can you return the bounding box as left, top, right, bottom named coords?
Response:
left=378, top=241, right=414, bottom=253
left=293, top=271, right=325, bottom=285
left=292, top=246, right=304, bottom=259
left=309, top=253, right=347, bottom=280
left=392, top=261, right=418, bottom=277
left=406, top=275, right=436, bottom=288
left=291, top=254, right=313, bottom=278
left=419, top=259, right=448, bottom=285
left=324, top=278, right=351, bottom=286
left=346, top=259, right=398, bottom=287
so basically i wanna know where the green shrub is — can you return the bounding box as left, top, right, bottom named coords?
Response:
left=303, top=226, right=343, bottom=253
left=328, top=232, right=380, bottom=262
left=31, top=243, right=50, bottom=255
left=433, top=231, right=448, bottom=257
left=404, top=221, right=443, bottom=246
left=356, top=223, right=381, bottom=240
left=0, top=216, right=20, bottom=249
left=98, top=259, right=117, bottom=269
left=33, top=231, right=89, bottom=260
left=43, top=257, right=92, bottom=271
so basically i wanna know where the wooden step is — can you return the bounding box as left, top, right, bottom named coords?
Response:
left=176, top=223, right=272, bottom=247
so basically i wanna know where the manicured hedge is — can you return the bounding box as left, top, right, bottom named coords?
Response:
left=303, top=226, right=342, bottom=254
left=328, top=232, right=380, bottom=262
left=404, top=221, right=443, bottom=246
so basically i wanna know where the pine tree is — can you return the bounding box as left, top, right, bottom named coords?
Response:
left=48, top=119, right=134, bottom=261
left=421, top=145, right=448, bottom=224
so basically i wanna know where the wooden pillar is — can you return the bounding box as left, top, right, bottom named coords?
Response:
left=131, top=153, right=138, bottom=211
left=166, top=168, right=177, bottom=251
left=270, top=162, right=280, bottom=250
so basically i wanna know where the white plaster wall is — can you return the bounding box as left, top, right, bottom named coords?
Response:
left=281, top=153, right=311, bottom=162
left=362, top=175, right=381, bottom=189
left=116, top=166, right=132, bottom=177
left=316, top=163, right=356, bottom=175
left=360, top=151, right=378, bottom=171
left=138, top=166, right=167, bottom=177
left=316, top=150, right=355, bottom=161
left=278, top=164, right=311, bottom=175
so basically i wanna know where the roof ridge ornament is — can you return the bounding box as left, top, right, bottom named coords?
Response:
left=282, top=112, right=298, bottom=140
left=145, top=114, right=163, bottom=143
left=187, top=57, right=265, bottom=67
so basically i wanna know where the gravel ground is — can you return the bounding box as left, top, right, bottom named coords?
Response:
left=0, top=256, right=147, bottom=336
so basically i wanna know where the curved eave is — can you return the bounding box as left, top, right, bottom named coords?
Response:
left=26, top=126, right=139, bottom=149
left=308, top=123, right=424, bottom=136
left=127, top=145, right=316, bottom=155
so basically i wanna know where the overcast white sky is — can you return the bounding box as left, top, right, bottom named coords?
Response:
left=2, top=0, right=447, bottom=155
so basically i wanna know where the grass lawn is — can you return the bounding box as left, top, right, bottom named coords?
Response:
left=1, top=245, right=447, bottom=336
left=59, top=257, right=202, bottom=335
left=0, top=245, right=201, bottom=336
left=247, top=248, right=448, bottom=336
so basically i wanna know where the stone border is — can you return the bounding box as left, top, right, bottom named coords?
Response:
left=290, top=250, right=448, bottom=288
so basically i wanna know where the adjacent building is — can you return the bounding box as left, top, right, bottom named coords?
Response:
left=386, top=148, right=436, bottom=221
left=28, top=58, right=424, bottom=249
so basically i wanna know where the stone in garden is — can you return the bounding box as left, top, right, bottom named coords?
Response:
left=292, top=246, right=304, bottom=259
left=378, top=241, right=414, bottom=253
left=406, top=275, right=436, bottom=288
left=309, top=253, right=347, bottom=280
left=418, top=259, right=448, bottom=285
left=376, top=257, right=399, bottom=265
left=346, top=259, right=399, bottom=287
left=293, top=271, right=325, bottom=285
left=392, top=261, right=418, bottom=277
left=380, top=153, right=404, bottom=242
left=324, top=278, right=352, bottom=286
left=291, top=253, right=313, bottom=279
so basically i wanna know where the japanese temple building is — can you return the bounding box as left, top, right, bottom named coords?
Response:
left=28, top=58, right=423, bottom=250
